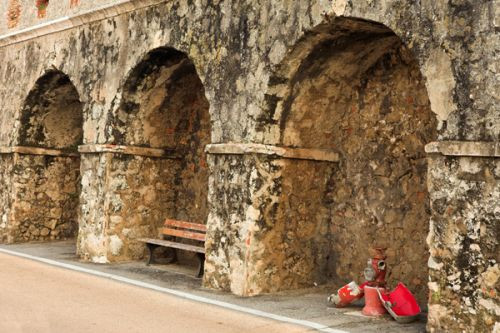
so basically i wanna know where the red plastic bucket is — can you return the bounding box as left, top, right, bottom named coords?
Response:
left=377, top=283, right=421, bottom=323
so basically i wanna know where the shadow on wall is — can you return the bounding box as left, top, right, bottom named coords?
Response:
left=94, top=47, right=211, bottom=261
left=12, top=70, right=83, bottom=243
left=20, top=71, right=82, bottom=149
left=263, top=17, right=437, bottom=307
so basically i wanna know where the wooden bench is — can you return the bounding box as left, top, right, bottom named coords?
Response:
left=138, top=219, right=206, bottom=278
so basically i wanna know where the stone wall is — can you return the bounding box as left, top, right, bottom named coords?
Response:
left=76, top=153, right=109, bottom=262
left=0, top=68, right=84, bottom=245
left=9, top=154, right=80, bottom=242
left=19, top=70, right=82, bottom=149
left=204, top=17, right=439, bottom=306
left=427, top=155, right=499, bottom=332
left=0, top=1, right=497, bottom=144
left=111, top=47, right=211, bottom=225
left=0, top=1, right=497, bottom=331
left=1, top=0, right=118, bottom=33
left=204, top=154, right=254, bottom=293
left=78, top=47, right=211, bottom=262
left=325, top=43, right=434, bottom=305
left=78, top=153, right=179, bottom=262
left=253, top=158, right=336, bottom=293
left=0, top=155, right=14, bottom=243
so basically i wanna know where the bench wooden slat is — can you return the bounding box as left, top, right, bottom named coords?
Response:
left=162, top=228, right=206, bottom=242
left=138, top=238, right=205, bottom=254
left=138, top=218, right=207, bottom=276
left=164, top=219, right=207, bottom=232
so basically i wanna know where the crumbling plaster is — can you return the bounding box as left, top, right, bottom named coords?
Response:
left=0, top=1, right=497, bottom=332
left=0, top=1, right=497, bottom=145
left=427, top=155, right=499, bottom=332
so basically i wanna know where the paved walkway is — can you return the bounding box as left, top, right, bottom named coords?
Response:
left=0, top=253, right=308, bottom=333
left=0, top=241, right=427, bottom=333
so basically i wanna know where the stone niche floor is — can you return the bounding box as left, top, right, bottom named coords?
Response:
left=0, top=241, right=426, bottom=333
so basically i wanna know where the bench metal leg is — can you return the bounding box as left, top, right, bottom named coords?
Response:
left=164, top=247, right=178, bottom=264
left=196, top=253, right=205, bottom=278
left=146, top=243, right=159, bottom=266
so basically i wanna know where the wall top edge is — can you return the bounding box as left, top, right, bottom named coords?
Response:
left=0, top=0, right=169, bottom=48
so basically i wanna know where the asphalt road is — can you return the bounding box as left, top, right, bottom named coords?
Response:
left=0, top=253, right=308, bottom=333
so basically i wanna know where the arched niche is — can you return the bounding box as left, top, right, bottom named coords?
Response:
left=13, top=70, right=83, bottom=242
left=20, top=70, right=83, bottom=149
left=103, top=47, right=211, bottom=260
left=265, top=17, right=437, bottom=306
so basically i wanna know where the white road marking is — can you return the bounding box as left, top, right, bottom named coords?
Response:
left=0, top=247, right=348, bottom=333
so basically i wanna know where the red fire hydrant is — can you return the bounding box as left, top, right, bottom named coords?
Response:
left=363, top=247, right=387, bottom=287
left=328, top=247, right=421, bottom=321
left=361, top=247, right=388, bottom=316
left=327, top=247, right=388, bottom=313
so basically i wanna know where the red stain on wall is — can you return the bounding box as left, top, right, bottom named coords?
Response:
left=70, top=0, right=80, bottom=8
left=7, top=0, right=21, bottom=29
left=35, top=0, right=49, bottom=18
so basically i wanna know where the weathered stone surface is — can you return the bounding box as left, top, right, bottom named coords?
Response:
left=1, top=1, right=496, bottom=146
left=426, top=141, right=500, bottom=157
left=0, top=68, right=83, bottom=244
left=427, top=155, right=499, bottom=332
left=206, top=16, right=437, bottom=307
left=0, top=0, right=131, bottom=35
left=78, top=144, right=171, bottom=158
left=0, top=1, right=497, bottom=332
left=203, top=154, right=254, bottom=294
left=78, top=47, right=211, bottom=262
left=206, top=143, right=339, bottom=162
left=0, top=155, right=15, bottom=243
left=8, top=154, right=80, bottom=243
left=0, top=146, right=79, bottom=156
left=18, top=70, right=82, bottom=149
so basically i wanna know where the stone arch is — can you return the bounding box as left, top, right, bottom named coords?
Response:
left=12, top=70, right=83, bottom=242
left=93, top=47, right=211, bottom=261
left=19, top=70, right=83, bottom=149
left=262, top=17, right=437, bottom=306
left=112, top=47, right=210, bottom=153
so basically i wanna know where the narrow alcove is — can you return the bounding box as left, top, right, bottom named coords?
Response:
left=14, top=70, right=83, bottom=242
left=105, top=47, right=211, bottom=261
left=266, top=18, right=437, bottom=306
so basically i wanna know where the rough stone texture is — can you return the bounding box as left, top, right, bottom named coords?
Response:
left=427, top=156, right=499, bottom=332
left=0, top=155, right=14, bottom=242
left=249, top=20, right=436, bottom=306
left=78, top=153, right=178, bottom=262
left=78, top=47, right=211, bottom=262
left=204, top=154, right=254, bottom=294
left=111, top=47, right=211, bottom=226
left=206, top=143, right=339, bottom=162
left=0, top=0, right=116, bottom=33
left=9, top=154, right=80, bottom=242
left=19, top=70, right=83, bottom=149
left=250, top=158, right=335, bottom=294
left=0, top=1, right=498, bottom=332
left=76, top=153, right=108, bottom=263
left=0, top=1, right=497, bottom=144
left=0, top=69, right=83, bottom=245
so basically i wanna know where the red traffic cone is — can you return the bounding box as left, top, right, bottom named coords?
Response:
left=362, top=286, right=387, bottom=316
